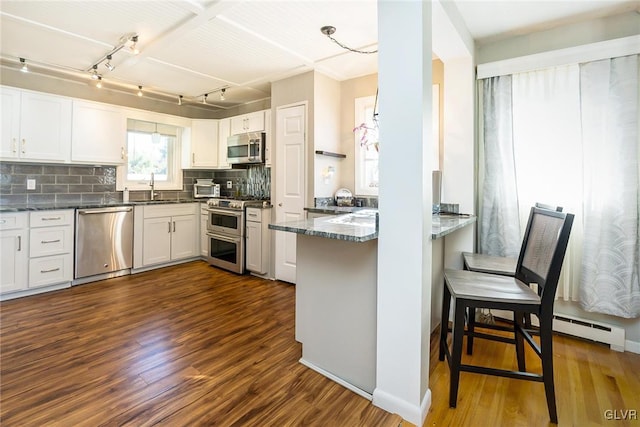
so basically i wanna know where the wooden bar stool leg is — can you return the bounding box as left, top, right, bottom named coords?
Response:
left=540, top=316, right=558, bottom=423
left=439, top=281, right=452, bottom=361
left=467, top=307, right=475, bottom=355
left=514, top=311, right=526, bottom=372
left=449, top=300, right=466, bottom=408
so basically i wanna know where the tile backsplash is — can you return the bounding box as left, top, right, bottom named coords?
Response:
left=0, top=162, right=120, bottom=205
left=0, top=162, right=272, bottom=205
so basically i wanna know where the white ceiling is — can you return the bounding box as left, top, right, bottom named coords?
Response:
left=0, top=0, right=636, bottom=112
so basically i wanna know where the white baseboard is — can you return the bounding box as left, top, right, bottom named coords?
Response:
left=625, top=339, right=640, bottom=354
left=298, top=358, right=372, bottom=400
left=372, top=387, right=431, bottom=426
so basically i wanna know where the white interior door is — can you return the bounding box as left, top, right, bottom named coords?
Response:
left=275, top=104, right=306, bottom=284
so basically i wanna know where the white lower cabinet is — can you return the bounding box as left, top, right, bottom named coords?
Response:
left=28, top=210, right=73, bottom=289
left=0, top=213, right=29, bottom=294
left=141, top=203, right=198, bottom=267
left=245, top=207, right=271, bottom=275
left=0, top=210, right=73, bottom=300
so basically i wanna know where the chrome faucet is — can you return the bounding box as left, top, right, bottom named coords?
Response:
left=150, top=172, right=157, bottom=200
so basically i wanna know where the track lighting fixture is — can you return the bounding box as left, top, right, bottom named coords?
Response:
left=137, top=85, right=143, bottom=97
left=104, top=55, right=115, bottom=71
left=90, top=64, right=100, bottom=80
left=19, top=57, right=28, bottom=73
left=130, top=35, right=139, bottom=55
left=96, top=76, right=102, bottom=88
left=202, top=93, right=208, bottom=104
left=178, top=95, right=183, bottom=106
left=220, top=88, right=226, bottom=101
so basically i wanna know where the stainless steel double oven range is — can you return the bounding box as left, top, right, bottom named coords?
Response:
left=205, top=198, right=263, bottom=274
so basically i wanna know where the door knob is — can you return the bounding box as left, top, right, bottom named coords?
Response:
left=278, top=203, right=282, bottom=207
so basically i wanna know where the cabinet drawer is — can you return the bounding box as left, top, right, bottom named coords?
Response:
left=30, top=210, right=74, bottom=227
left=30, top=225, right=72, bottom=257
left=144, top=203, right=198, bottom=219
left=246, top=208, right=262, bottom=222
left=28, top=254, right=72, bottom=288
left=0, top=212, right=28, bottom=230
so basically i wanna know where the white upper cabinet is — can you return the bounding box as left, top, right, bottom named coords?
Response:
left=0, top=87, right=71, bottom=163
left=217, top=118, right=231, bottom=169
left=0, top=87, right=21, bottom=159
left=230, top=111, right=265, bottom=135
left=71, top=100, right=126, bottom=165
left=184, top=119, right=219, bottom=168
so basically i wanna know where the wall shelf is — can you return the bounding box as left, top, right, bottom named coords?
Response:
left=315, top=150, right=346, bottom=159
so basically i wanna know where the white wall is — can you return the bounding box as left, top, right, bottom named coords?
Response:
left=477, top=10, right=640, bottom=64
left=313, top=73, right=342, bottom=198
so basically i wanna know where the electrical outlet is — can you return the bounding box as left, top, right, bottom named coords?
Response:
left=27, top=178, right=36, bottom=190
left=227, top=180, right=233, bottom=189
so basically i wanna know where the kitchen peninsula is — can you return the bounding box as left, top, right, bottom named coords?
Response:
left=269, top=210, right=475, bottom=398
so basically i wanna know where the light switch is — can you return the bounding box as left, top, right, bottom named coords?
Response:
left=227, top=181, right=233, bottom=189
left=27, top=178, right=36, bottom=190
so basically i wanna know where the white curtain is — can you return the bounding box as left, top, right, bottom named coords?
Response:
left=579, top=55, right=640, bottom=318
left=511, top=64, right=584, bottom=301
left=478, top=76, right=521, bottom=257
left=479, top=55, right=640, bottom=318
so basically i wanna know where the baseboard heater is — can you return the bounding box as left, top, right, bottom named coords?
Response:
left=552, top=313, right=625, bottom=352
left=485, top=309, right=626, bottom=352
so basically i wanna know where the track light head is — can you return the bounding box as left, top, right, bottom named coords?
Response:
left=90, top=64, right=100, bottom=80
left=105, top=55, right=115, bottom=71
left=19, top=57, right=28, bottom=73
left=130, top=35, right=139, bottom=55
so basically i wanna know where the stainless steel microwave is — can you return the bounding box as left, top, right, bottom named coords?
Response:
left=227, top=133, right=265, bottom=164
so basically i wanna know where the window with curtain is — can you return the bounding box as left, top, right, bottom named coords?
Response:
left=478, top=54, right=639, bottom=318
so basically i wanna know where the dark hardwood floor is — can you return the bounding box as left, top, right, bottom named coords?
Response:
left=0, top=261, right=402, bottom=426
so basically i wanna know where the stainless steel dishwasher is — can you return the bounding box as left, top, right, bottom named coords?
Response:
left=75, top=206, right=133, bottom=284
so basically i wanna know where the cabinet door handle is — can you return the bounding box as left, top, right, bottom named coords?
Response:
left=173, top=221, right=176, bottom=232
left=168, top=222, right=171, bottom=233
left=0, top=219, right=6, bottom=224
left=41, top=217, right=62, bottom=221
left=41, top=239, right=61, bottom=244
left=41, top=267, right=61, bottom=274
left=21, top=139, right=26, bottom=154
left=12, top=138, right=17, bottom=153
left=121, top=146, right=125, bottom=160
left=17, top=236, right=21, bottom=251
left=278, top=203, right=283, bottom=207
left=192, top=153, right=196, bottom=164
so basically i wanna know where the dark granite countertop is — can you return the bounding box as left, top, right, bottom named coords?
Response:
left=0, top=199, right=200, bottom=213
left=270, top=211, right=476, bottom=242
left=270, top=210, right=379, bottom=242
left=304, top=206, right=371, bottom=215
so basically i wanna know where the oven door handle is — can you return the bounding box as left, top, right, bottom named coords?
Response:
left=206, top=208, right=243, bottom=218
left=207, top=232, right=241, bottom=244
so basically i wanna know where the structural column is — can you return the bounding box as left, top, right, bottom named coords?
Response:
left=374, top=1, right=433, bottom=425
